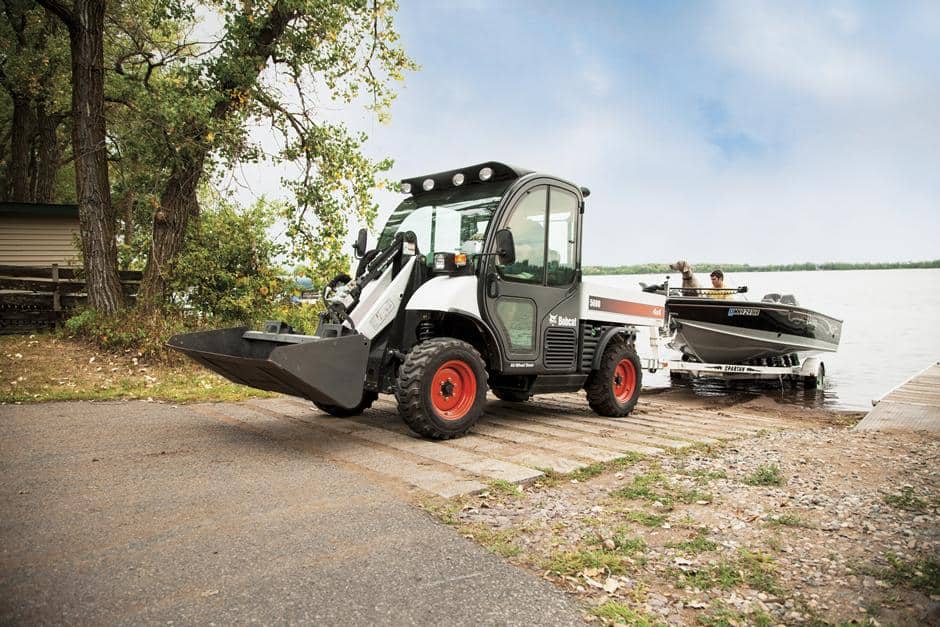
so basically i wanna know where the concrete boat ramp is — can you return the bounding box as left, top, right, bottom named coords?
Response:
left=194, top=392, right=820, bottom=498
left=855, top=361, right=940, bottom=433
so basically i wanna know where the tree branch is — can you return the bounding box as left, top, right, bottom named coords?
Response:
left=36, top=0, right=75, bottom=30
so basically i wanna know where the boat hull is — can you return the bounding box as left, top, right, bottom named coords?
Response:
left=667, top=298, right=842, bottom=364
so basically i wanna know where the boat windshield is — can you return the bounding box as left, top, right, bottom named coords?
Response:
left=377, top=180, right=513, bottom=267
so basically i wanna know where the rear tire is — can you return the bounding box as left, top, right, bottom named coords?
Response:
left=314, top=391, right=378, bottom=417
left=396, top=338, right=488, bottom=439
left=492, top=388, right=530, bottom=402
left=586, top=340, right=642, bottom=416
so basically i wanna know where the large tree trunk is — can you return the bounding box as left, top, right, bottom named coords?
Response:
left=8, top=95, right=33, bottom=202
left=40, top=0, right=124, bottom=313
left=33, top=104, right=64, bottom=203
left=138, top=157, right=204, bottom=306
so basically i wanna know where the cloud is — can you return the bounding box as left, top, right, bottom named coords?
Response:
left=221, top=1, right=940, bottom=267
left=704, top=1, right=908, bottom=105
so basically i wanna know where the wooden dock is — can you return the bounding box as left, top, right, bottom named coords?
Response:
left=855, top=362, right=940, bottom=433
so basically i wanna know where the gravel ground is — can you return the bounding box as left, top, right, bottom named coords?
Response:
left=426, top=420, right=939, bottom=626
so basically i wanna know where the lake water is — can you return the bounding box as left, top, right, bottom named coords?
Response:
left=590, top=269, right=940, bottom=411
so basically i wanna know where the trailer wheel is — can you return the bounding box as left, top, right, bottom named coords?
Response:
left=804, top=362, right=825, bottom=389
left=314, top=391, right=378, bottom=417
left=396, top=338, right=488, bottom=439
left=586, top=340, right=642, bottom=417
left=492, top=388, right=530, bottom=402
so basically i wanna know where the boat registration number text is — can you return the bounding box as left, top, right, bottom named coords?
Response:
left=728, top=307, right=759, bottom=317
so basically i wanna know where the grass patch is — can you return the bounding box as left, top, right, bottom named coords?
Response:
left=676, top=487, right=713, bottom=504
left=667, top=530, right=718, bottom=555
left=697, top=604, right=773, bottom=627
left=591, top=602, right=663, bottom=627
left=0, top=335, right=276, bottom=403
left=611, top=527, right=647, bottom=555
left=765, top=534, right=783, bottom=552
left=460, top=525, right=522, bottom=558
left=419, top=495, right=472, bottom=525
left=743, top=464, right=785, bottom=487
left=882, top=486, right=932, bottom=513
left=611, top=469, right=714, bottom=508
left=680, top=468, right=728, bottom=483
left=486, top=479, right=523, bottom=497
left=622, top=510, right=667, bottom=528
left=669, top=441, right=728, bottom=459
left=534, top=454, right=645, bottom=487
left=544, top=549, right=634, bottom=576
left=677, top=549, right=780, bottom=594
left=569, top=463, right=606, bottom=481
left=766, top=513, right=813, bottom=528
left=611, top=471, right=671, bottom=504
left=861, top=554, right=940, bottom=595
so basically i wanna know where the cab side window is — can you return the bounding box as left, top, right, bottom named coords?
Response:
left=546, top=188, right=578, bottom=286
left=497, top=187, right=547, bottom=284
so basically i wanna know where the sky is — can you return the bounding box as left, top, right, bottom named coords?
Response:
left=228, top=0, right=940, bottom=267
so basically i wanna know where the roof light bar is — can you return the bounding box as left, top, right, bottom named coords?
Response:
left=400, top=182, right=412, bottom=194
left=452, top=173, right=465, bottom=186
left=422, top=178, right=435, bottom=191
left=479, top=167, right=493, bottom=181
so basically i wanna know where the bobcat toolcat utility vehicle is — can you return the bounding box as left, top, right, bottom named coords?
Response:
left=169, top=162, right=665, bottom=439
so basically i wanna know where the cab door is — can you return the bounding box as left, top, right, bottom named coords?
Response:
left=481, top=183, right=581, bottom=371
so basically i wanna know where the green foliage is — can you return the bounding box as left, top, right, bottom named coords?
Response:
left=591, top=602, right=663, bottom=627
left=544, top=549, right=632, bottom=576
left=667, top=530, right=718, bottom=554
left=62, top=307, right=201, bottom=363
left=622, top=511, right=667, bottom=528
left=676, top=549, right=780, bottom=594
left=766, top=513, right=812, bottom=528
left=882, top=486, right=933, bottom=513
left=861, top=554, right=940, bottom=595
left=743, top=465, right=785, bottom=487
left=169, top=196, right=290, bottom=322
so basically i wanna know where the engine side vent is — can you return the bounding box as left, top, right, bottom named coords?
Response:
left=580, top=323, right=608, bottom=371
left=544, top=327, right=577, bottom=370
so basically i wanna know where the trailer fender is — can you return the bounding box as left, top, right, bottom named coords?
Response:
left=591, top=327, right=637, bottom=371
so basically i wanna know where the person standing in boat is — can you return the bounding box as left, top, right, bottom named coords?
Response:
left=708, top=269, right=732, bottom=299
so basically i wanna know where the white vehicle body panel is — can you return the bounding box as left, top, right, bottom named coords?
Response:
left=406, top=275, right=481, bottom=320
left=351, top=256, right=417, bottom=338
left=577, top=280, right=666, bottom=329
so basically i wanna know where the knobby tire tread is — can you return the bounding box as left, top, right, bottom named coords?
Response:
left=396, top=337, right=487, bottom=439
left=585, top=339, right=642, bottom=417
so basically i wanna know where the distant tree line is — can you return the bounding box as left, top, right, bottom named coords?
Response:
left=582, top=260, right=940, bottom=276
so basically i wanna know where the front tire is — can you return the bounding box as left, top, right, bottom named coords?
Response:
left=585, top=340, right=642, bottom=416
left=314, top=391, right=378, bottom=417
left=396, top=338, right=488, bottom=439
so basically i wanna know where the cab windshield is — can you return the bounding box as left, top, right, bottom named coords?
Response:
left=377, top=180, right=513, bottom=267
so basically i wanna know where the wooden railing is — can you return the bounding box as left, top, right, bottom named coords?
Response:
left=0, top=264, right=141, bottom=334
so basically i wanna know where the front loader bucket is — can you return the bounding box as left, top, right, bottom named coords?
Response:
left=167, top=327, right=370, bottom=408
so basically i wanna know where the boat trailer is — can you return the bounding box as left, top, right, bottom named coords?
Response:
left=666, top=356, right=825, bottom=388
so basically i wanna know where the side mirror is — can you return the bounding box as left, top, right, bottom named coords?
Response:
left=494, top=229, right=515, bottom=265
left=353, top=228, right=368, bottom=258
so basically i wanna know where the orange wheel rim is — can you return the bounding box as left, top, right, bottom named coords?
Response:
left=613, top=358, right=636, bottom=403
left=431, top=360, right=477, bottom=421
